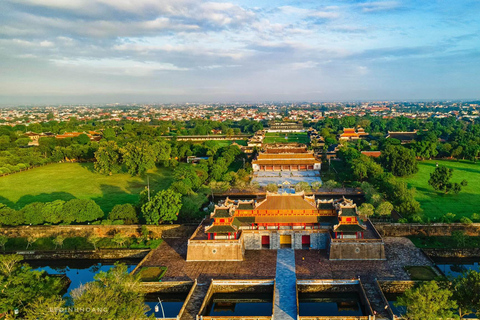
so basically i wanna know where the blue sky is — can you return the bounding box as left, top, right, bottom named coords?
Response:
left=0, top=0, right=479, bottom=104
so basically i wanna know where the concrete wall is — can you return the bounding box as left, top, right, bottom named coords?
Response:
left=377, top=280, right=416, bottom=294
left=0, top=224, right=196, bottom=239
left=329, top=241, right=386, bottom=260
left=140, top=281, right=194, bottom=294
left=186, top=240, right=244, bottom=261
left=375, top=223, right=480, bottom=237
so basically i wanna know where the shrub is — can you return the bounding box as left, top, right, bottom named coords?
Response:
left=459, top=217, right=473, bottom=225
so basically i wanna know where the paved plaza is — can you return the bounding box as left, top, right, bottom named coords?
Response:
left=252, top=170, right=322, bottom=187
left=139, top=236, right=432, bottom=283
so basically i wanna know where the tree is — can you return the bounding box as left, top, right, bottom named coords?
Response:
left=0, top=235, right=7, bottom=252
left=141, top=189, right=182, bottom=224
left=21, top=202, right=45, bottom=225
left=23, top=296, right=68, bottom=320
left=94, top=141, right=121, bottom=175
left=108, top=204, right=138, bottom=224
left=324, top=180, right=339, bottom=191
left=429, top=165, right=465, bottom=194
left=112, top=233, right=128, bottom=247
left=41, top=200, right=65, bottom=224
left=266, top=183, right=278, bottom=192
left=451, top=270, right=480, bottom=319
left=452, top=230, right=467, bottom=248
left=358, top=203, right=375, bottom=217
left=63, top=199, right=104, bottom=223
left=381, top=145, right=418, bottom=177
left=121, top=141, right=156, bottom=176
left=0, top=254, right=64, bottom=317
left=74, top=133, right=91, bottom=145
left=26, top=235, right=36, bottom=249
left=70, top=263, right=154, bottom=320
left=88, top=235, right=101, bottom=250
left=53, top=235, right=65, bottom=249
left=396, top=281, right=457, bottom=320
left=311, top=181, right=322, bottom=190
left=295, top=182, right=311, bottom=193
left=375, top=201, right=393, bottom=216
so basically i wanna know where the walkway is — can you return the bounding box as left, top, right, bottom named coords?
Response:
left=180, top=282, right=209, bottom=320
left=273, top=248, right=297, bottom=320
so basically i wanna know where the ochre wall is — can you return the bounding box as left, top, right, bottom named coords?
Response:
left=186, top=241, right=244, bottom=261
left=329, top=241, right=386, bottom=260
left=0, top=224, right=196, bottom=239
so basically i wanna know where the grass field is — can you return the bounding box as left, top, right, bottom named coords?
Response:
left=0, top=163, right=173, bottom=213
left=402, top=160, right=480, bottom=220
left=263, top=132, right=309, bottom=144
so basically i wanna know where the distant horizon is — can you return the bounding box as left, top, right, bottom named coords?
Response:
left=1, top=96, right=480, bottom=108
left=1, top=0, right=479, bottom=105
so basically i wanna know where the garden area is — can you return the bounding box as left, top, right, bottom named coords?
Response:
left=263, top=132, right=309, bottom=144
left=402, top=160, right=480, bottom=220
left=0, top=162, right=174, bottom=213
left=404, top=266, right=439, bottom=281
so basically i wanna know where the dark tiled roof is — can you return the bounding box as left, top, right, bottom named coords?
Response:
left=238, top=203, right=254, bottom=210
left=213, top=209, right=230, bottom=218
left=205, top=225, right=237, bottom=234
left=255, top=216, right=318, bottom=224
left=387, top=132, right=418, bottom=141
left=318, top=202, right=334, bottom=210
left=232, top=217, right=255, bottom=226
left=340, top=208, right=357, bottom=217
left=334, top=224, right=366, bottom=233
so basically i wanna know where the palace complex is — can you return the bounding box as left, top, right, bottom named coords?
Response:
left=187, top=192, right=385, bottom=262
left=252, top=144, right=321, bottom=172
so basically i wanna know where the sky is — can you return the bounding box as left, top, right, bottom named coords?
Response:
left=0, top=0, right=479, bottom=105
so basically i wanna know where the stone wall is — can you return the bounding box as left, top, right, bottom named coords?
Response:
left=186, top=239, right=244, bottom=261
left=140, top=281, right=194, bottom=294
left=243, top=230, right=329, bottom=250
left=329, top=241, right=386, bottom=260
left=422, top=248, right=480, bottom=258
left=0, top=224, right=196, bottom=239
left=375, top=223, right=480, bottom=237
left=11, top=248, right=149, bottom=260
left=377, top=280, right=416, bottom=294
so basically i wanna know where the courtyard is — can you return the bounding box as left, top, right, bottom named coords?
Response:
left=252, top=170, right=322, bottom=187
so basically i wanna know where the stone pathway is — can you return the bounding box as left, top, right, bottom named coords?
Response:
left=273, top=249, right=297, bottom=320
left=180, top=282, right=209, bottom=320
left=362, top=281, right=390, bottom=319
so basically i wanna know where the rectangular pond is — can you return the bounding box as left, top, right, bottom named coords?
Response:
left=298, top=292, right=367, bottom=317
left=205, top=292, right=273, bottom=317
left=433, top=257, right=480, bottom=278
left=27, top=259, right=140, bottom=297
left=144, top=292, right=188, bottom=319
left=384, top=293, right=407, bottom=318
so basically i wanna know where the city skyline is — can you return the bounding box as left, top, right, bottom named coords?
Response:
left=1, top=0, right=479, bottom=104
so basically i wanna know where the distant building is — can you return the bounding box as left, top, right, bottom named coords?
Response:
left=267, top=122, right=304, bottom=132
left=55, top=131, right=102, bottom=141
left=361, top=151, right=382, bottom=158
left=252, top=144, right=321, bottom=171
left=338, top=127, right=368, bottom=141
left=385, top=131, right=418, bottom=144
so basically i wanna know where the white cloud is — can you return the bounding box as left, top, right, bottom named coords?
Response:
left=53, top=58, right=189, bottom=76
left=359, top=1, right=401, bottom=13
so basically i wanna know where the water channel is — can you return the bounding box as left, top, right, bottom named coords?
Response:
left=298, top=292, right=366, bottom=317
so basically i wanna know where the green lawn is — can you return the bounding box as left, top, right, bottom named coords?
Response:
left=264, top=132, right=309, bottom=144
left=0, top=163, right=173, bottom=213
left=404, top=266, right=439, bottom=281
left=402, top=160, right=480, bottom=220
